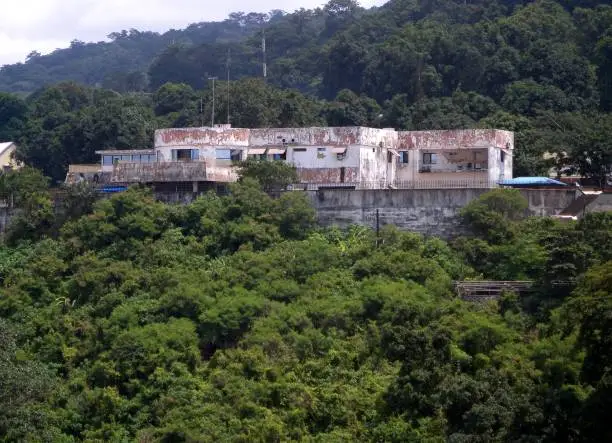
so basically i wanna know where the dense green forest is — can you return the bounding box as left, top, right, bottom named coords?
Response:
left=0, top=164, right=611, bottom=441
left=0, top=0, right=611, bottom=184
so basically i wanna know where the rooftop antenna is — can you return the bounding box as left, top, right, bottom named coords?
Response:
left=200, top=96, right=204, bottom=127
left=226, top=48, right=231, bottom=125
left=262, top=27, right=267, bottom=81
left=208, top=76, right=217, bottom=127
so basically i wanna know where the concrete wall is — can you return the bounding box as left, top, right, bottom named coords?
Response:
left=155, top=127, right=250, bottom=148
left=308, top=188, right=577, bottom=238
left=0, top=188, right=584, bottom=238
left=0, top=206, right=11, bottom=234
left=587, top=193, right=612, bottom=213
left=290, top=145, right=359, bottom=169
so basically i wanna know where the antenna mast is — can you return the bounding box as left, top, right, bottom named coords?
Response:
left=208, top=76, right=217, bottom=127
left=227, top=48, right=231, bottom=125
left=262, top=27, right=267, bottom=81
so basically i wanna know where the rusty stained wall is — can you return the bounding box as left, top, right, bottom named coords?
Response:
left=155, top=128, right=250, bottom=148
left=297, top=167, right=359, bottom=184
left=250, top=127, right=360, bottom=147
left=359, top=145, right=395, bottom=183
left=111, top=162, right=208, bottom=183
left=398, top=129, right=513, bottom=151
left=205, top=164, right=239, bottom=182
left=248, top=126, right=398, bottom=148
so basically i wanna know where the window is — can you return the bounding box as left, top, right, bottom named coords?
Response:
left=121, top=155, right=131, bottom=161
left=422, top=153, right=438, bottom=165
left=317, top=148, right=326, bottom=152
left=399, top=151, right=409, bottom=164
left=173, top=149, right=194, bottom=161
left=216, top=149, right=231, bottom=160
left=293, top=148, right=306, bottom=152
left=501, top=150, right=506, bottom=162
left=272, top=153, right=287, bottom=161
left=102, top=155, right=112, bottom=166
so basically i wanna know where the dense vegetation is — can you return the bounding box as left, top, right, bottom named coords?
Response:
left=0, top=165, right=611, bottom=441
left=1, top=0, right=611, bottom=184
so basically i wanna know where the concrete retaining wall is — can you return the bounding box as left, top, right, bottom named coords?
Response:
left=588, top=193, right=612, bottom=213
left=0, top=188, right=580, bottom=239
left=307, top=188, right=577, bottom=238
left=0, top=206, right=11, bottom=234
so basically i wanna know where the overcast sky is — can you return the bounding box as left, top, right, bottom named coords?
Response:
left=0, top=0, right=386, bottom=66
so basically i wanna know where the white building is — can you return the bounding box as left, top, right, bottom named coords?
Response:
left=66, top=126, right=513, bottom=190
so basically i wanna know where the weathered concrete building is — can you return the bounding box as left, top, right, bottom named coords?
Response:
left=66, top=125, right=513, bottom=190
left=395, top=129, right=513, bottom=187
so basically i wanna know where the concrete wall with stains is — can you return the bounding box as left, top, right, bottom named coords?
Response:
left=248, top=126, right=396, bottom=148
left=309, top=188, right=577, bottom=238
left=112, top=162, right=208, bottom=183
left=397, top=129, right=513, bottom=151
left=359, top=145, right=395, bottom=183
left=297, top=167, right=360, bottom=183
left=155, top=127, right=250, bottom=148
left=288, top=146, right=359, bottom=169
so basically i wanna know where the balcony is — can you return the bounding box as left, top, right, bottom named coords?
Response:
left=110, top=161, right=240, bottom=183
left=418, top=162, right=488, bottom=173
left=111, top=161, right=209, bottom=183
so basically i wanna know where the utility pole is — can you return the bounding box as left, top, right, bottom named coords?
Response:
left=208, top=76, right=217, bottom=127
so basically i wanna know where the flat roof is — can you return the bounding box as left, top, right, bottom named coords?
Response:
left=95, top=149, right=156, bottom=155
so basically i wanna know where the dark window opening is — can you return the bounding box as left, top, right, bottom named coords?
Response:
left=399, top=152, right=409, bottom=164
left=176, top=149, right=192, bottom=161
left=423, top=153, right=438, bottom=165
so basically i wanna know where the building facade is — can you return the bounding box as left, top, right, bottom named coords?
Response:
left=66, top=126, right=513, bottom=190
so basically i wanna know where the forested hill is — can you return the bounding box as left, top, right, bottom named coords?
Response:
left=1, top=0, right=611, bottom=109
left=0, top=10, right=284, bottom=95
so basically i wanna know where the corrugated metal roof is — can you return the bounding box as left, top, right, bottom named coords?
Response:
left=499, top=177, right=568, bottom=186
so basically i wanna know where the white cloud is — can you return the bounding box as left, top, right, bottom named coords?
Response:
left=0, top=0, right=387, bottom=66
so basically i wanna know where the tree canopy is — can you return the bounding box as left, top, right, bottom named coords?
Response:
left=0, top=174, right=610, bottom=441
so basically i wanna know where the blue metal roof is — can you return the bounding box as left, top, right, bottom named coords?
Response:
left=498, top=177, right=568, bottom=187
left=96, top=186, right=128, bottom=193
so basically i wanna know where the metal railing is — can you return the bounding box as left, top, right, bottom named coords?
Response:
left=288, top=179, right=498, bottom=191
left=418, top=163, right=488, bottom=173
